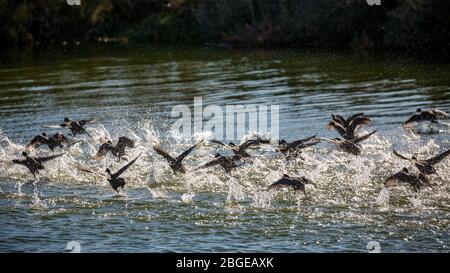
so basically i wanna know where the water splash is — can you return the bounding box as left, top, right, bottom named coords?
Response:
left=376, top=187, right=390, bottom=207
left=226, top=178, right=246, bottom=204
left=181, top=192, right=195, bottom=203
left=251, top=190, right=273, bottom=208
left=30, top=187, right=48, bottom=209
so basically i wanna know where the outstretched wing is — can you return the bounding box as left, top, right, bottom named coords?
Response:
left=117, top=136, right=134, bottom=148
left=384, top=172, right=404, bottom=187
left=332, top=114, right=347, bottom=126
left=430, top=109, right=449, bottom=119
left=348, top=116, right=371, bottom=132
left=403, top=113, right=423, bottom=127
left=177, top=140, right=203, bottom=162
left=196, top=158, right=221, bottom=170
left=318, top=137, right=339, bottom=144
left=327, top=121, right=348, bottom=138
left=295, top=139, right=321, bottom=149
left=354, top=130, right=377, bottom=143
left=36, top=153, right=65, bottom=163
left=71, top=162, right=106, bottom=177
left=346, top=113, right=366, bottom=124
left=211, top=139, right=234, bottom=150
left=268, top=178, right=291, bottom=190
left=25, top=135, right=48, bottom=150
left=426, top=149, right=450, bottom=165
left=153, top=146, right=176, bottom=162
left=290, top=135, right=318, bottom=147
left=93, top=143, right=113, bottom=159
left=112, top=152, right=142, bottom=178
left=79, top=119, right=98, bottom=126
left=238, top=139, right=261, bottom=151
left=52, top=133, right=69, bottom=143
left=392, top=150, right=412, bottom=161
left=41, top=124, right=64, bottom=129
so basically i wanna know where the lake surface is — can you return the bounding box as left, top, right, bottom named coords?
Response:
left=0, top=46, right=449, bottom=252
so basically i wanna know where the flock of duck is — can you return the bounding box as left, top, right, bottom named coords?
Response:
left=1, top=108, right=449, bottom=198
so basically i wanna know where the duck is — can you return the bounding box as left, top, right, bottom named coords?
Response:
left=43, top=117, right=97, bottom=138
left=195, top=153, right=243, bottom=173
left=320, top=130, right=377, bottom=155
left=211, top=137, right=270, bottom=158
left=277, top=135, right=320, bottom=160
left=393, top=149, right=450, bottom=181
left=267, top=174, right=316, bottom=196
left=74, top=152, right=142, bottom=192
left=94, top=136, right=135, bottom=161
left=403, top=108, right=449, bottom=128
left=105, top=152, right=141, bottom=192
left=153, top=140, right=203, bottom=174
left=384, top=167, right=431, bottom=192
left=26, top=132, right=70, bottom=152
left=326, top=113, right=371, bottom=140
left=11, top=151, right=65, bottom=178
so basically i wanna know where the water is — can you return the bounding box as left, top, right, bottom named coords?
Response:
left=0, top=46, right=449, bottom=252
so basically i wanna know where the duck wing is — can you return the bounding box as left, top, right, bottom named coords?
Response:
left=384, top=171, right=410, bottom=187
left=153, top=146, right=176, bottom=162
left=177, top=140, right=203, bottom=162
left=346, top=113, right=366, bottom=125
left=79, top=119, right=98, bottom=126
left=295, top=139, right=321, bottom=149
left=25, top=135, right=48, bottom=150
left=41, top=124, right=64, bottom=129
left=425, top=149, right=450, bottom=165
left=268, top=178, right=293, bottom=190
left=111, top=152, right=142, bottom=178
left=72, top=162, right=106, bottom=178
left=196, top=158, right=221, bottom=170
left=117, top=137, right=134, bottom=148
left=392, top=150, right=412, bottom=161
left=403, top=113, right=424, bottom=127
left=332, top=114, right=347, bottom=126
left=35, top=153, right=65, bottom=163
left=347, top=116, right=371, bottom=133
left=430, top=109, right=449, bottom=119
left=93, top=143, right=114, bottom=159
left=353, top=130, right=377, bottom=143
left=289, top=135, right=318, bottom=146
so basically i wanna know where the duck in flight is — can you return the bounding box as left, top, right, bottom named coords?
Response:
left=26, top=132, right=72, bottom=152
left=94, top=136, right=135, bottom=161
left=211, top=137, right=270, bottom=158
left=74, top=152, right=142, bottom=193
left=11, top=151, right=65, bottom=178
left=277, top=135, right=320, bottom=160
left=393, top=149, right=450, bottom=181
left=153, top=140, right=203, bottom=174
left=326, top=113, right=371, bottom=140
left=320, top=130, right=377, bottom=155
left=43, top=117, right=97, bottom=138
left=267, top=174, right=316, bottom=196
left=403, top=108, right=449, bottom=129
left=384, top=167, right=431, bottom=192
left=195, top=153, right=243, bottom=173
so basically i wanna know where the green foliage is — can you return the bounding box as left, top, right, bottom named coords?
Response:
left=0, top=0, right=449, bottom=59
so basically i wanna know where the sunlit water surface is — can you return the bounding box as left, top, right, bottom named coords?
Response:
left=0, top=46, right=449, bottom=252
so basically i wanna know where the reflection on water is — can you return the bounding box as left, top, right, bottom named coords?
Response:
left=0, top=46, right=449, bottom=252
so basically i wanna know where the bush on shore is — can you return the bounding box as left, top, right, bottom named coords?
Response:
left=0, top=0, right=449, bottom=58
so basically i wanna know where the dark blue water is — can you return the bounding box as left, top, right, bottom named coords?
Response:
left=0, top=47, right=449, bottom=252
